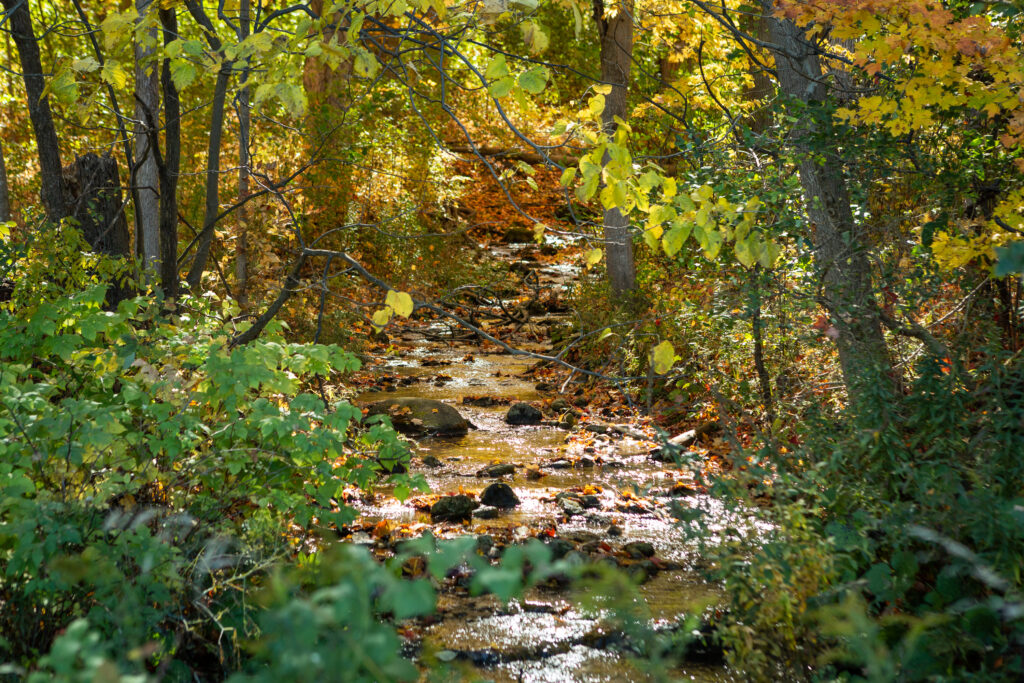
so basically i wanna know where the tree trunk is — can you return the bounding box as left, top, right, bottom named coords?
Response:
left=235, top=0, right=251, bottom=308
left=134, top=0, right=161, bottom=273
left=63, top=153, right=132, bottom=304
left=763, top=4, right=893, bottom=402
left=2, top=0, right=69, bottom=220
left=593, top=0, right=637, bottom=297
left=738, top=11, right=774, bottom=134
left=0, top=139, right=11, bottom=223
left=158, top=7, right=180, bottom=296
left=64, top=153, right=131, bottom=256
left=184, top=63, right=232, bottom=290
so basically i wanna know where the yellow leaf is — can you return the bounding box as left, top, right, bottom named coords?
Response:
left=371, top=308, right=392, bottom=332
left=585, top=248, right=603, bottom=266
left=651, top=341, right=676, bottom=374
left=386, top=290, right=415, bottom=318
left=593, top=84, right=612, bottom=95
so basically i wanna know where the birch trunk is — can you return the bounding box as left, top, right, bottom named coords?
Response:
left=134, top=0, right=161, bottom=272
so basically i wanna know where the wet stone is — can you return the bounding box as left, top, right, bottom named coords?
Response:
left=563, top=531, right=600, bottom=544
left=580, top=495, right=601, bottom=509
left=506, top=402, right=543, bottom=426
left=430, top=494, right=478, bottom=522
left=606, top=523, right=623, bottom=537
left=544, top=537, right=575, bottom=559
left=576, top=457, right=595, bottom=468
left=421, top=455, right=443, bottom=468
left=503, top=226, right=535, bottom=244
left=548, top=459, right=572, bottom=469
left=476, top=463, right=515, bottom=478
left=473, top=506, right=500, bottom=520
left=475, top=535, right=495, bottom=554
left=365, top=397, right=469, bottom=436
left=550, top=398, right=571, bottom=413
left=480, top=482, right=521, bottom=509
left=623, top=541, right=656, bottom=559
left=535, top=382, right=554, bottom=392
left=559, top=497, right=584, bottom=517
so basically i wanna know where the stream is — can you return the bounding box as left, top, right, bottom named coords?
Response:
left=349, top=240, right=739, bottom=681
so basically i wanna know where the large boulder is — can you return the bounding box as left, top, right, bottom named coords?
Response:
left=430, top=494, right=478, bottom=522
left=505, top=402, right=542, bottom=426
left=480, top=483, right=521, bottom=509
left=365, top=397, right=469, bottom=436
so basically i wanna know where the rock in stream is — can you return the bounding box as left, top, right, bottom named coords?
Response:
left=505, top=402, right=543, bottom=425
left=365, top=397, right=470, bottom=436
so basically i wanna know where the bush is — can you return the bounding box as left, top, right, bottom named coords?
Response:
left=680, top=353, right=1024, bottom=681
left=0, top=226, right=419, bottom=675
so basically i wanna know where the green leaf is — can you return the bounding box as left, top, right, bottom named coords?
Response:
left=652, top=341, right=676, bottom=374
left=518, top=66, right=548, bottom=94
left=46, top=70, right=79, bottom=107
left=702, top=230, right=723, bottom=260
left=577, top=171, right=600, bottom=201
left=662, top=223, right=691, bottom=257
left=169, top=60, right=197, bottom=91
left=489, top=76, right=515, bottom=98
left=559, top=167, right=577, bottom=187
left=387, top=579, right=435, bottom=619
left=994, top=240, right=1024, bottom=276
left=520, top=21, right=549, bottom=54
left=71, top=57, right=100, bottom=73
left=353, top=50, right=379, bottom=78
left=100, top=61, right=130, bottom=89
left=758, top=239, right=781, bottom=268
left=485, top=54, right=508, bottom=80
left=734, top=236, right=757, bottom=268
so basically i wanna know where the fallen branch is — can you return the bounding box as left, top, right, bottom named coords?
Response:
left=443, top=143, right=578, bottom=167
left=650, top=421, right=720, bottom=461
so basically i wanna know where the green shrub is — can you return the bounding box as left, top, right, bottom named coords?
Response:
left=0, top=226, right=419, bottom=675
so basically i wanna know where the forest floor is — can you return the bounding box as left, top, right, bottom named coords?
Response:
left=333, top=158, right=736, bottom=681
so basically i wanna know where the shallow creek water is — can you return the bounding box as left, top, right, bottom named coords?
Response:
left=353, top=342, right=738, bottom=681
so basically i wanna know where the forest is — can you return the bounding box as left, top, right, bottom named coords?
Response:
left=1, top=0, right=1023, bottom=680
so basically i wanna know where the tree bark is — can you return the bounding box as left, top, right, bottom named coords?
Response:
left=158, top=7, right=180, bottom=296
left=2, top=0, right=69, bottom=220
left=184, top=63, right=232, bottom=290
left=0, top=139, right=11, bottom=222
left=763, top=4, right=893, bottom=401
left=593, top=0, right=637, bottom=297
left=63, top=153, right=131, bottom=257
left=235, top=0, right=251, bottom=308
left=134, top=0, right=161, bottom=272
left=738, top=10, right=774, bottom=134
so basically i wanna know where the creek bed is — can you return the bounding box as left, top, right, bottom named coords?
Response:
left=352, top=341, right=739, bottom=681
